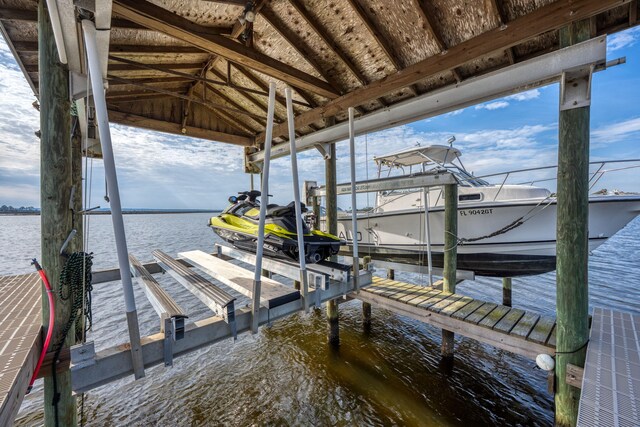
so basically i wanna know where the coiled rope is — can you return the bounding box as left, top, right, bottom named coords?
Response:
left=51, top=252, right=93, bottom=427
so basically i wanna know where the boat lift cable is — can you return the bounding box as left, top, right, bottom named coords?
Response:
left=452, top=196, right=555, bottom=248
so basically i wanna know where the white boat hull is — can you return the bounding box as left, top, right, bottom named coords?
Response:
left=335, top=196, right=640, bottom=277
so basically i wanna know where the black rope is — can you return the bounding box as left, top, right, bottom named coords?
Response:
left=555, top=339, right=590, bottom=355
left=51, top=252, right=93, bottom=427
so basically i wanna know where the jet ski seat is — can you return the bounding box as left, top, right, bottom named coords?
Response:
left=266, top=201, right=307, bottom=218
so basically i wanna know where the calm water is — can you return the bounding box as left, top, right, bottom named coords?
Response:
left=2, top=213, right=639, bottom=426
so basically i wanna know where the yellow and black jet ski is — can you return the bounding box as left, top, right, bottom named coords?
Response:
left=209, top=190, right=343, bottom=263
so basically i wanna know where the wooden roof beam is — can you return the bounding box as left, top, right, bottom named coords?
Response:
left=107, top=94, right=175, bottom=103
left=12, top=41, right=207, bottom=54
left=108, top=110, right=252, bottom=146
left=260, top=8, right=340, bottom=94
left=204, top=83, right=267, bottom=128
left=412, top=0, right=463, bottom=82
left=288, top=0, right=387, bottom=107
left=112, top=0, right=339, bottom=99
left=0, top=7, right=230, bottom=33
left=107, top=75, right=265, bottom=120
left=256, top=0, right=626, bottom=143
left=488, top=0, right=517, bottom=64
left=345, top=0, right=419, bottom=97
left=631, top=1, right=638, bottom=25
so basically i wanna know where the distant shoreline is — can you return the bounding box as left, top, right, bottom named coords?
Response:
left=0, top=210, right=220, bottom=216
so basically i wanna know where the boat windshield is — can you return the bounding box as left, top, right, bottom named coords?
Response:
left=375, top=145, right=490, bottom=187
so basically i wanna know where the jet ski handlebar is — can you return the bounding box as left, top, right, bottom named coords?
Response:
left=235, top=190, right=272, bottom=203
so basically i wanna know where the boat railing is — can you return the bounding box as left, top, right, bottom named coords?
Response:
left=470, top=159, right=640, bottom=201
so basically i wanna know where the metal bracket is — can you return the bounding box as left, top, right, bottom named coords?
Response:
left=560, top=64, right=595, bottom=111
left=225, top=304, right=238, bottom=340
left=162, top=316, right=175, bottom=367
left=71, top=341, right=96, bottom=369
left=70, top=71, right=90, bottom=100
left=314, top=143, right=331, bottom=160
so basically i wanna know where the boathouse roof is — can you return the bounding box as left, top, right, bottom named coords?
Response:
left=0, top=1, right=638, bottom=151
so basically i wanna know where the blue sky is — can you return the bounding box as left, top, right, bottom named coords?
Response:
left=1, top=27, right=639, bottom=210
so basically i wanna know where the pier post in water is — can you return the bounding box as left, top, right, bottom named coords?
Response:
left=441, top=184, right=458, bottom=359
left=325, top=140, right=340, bottom=346
left=387, top=268, right=395, bottom=280
left=38, top=0, right=76, bottom=424
left=555, top=20, right=591, bottom=427
left=502, top=277, right=512, bottom=307
left=362, top=256, right=372, bottom=329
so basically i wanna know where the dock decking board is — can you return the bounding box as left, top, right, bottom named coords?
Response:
left=527, top=316, right=556, bottom=344
left=357, top=276, right=557, bottom=360
left=0, top=273, right=42, bottom=427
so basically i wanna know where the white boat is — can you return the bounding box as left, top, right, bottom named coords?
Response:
left=335, top=144, right=640, bottom=277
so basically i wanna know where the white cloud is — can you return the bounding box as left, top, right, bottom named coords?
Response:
left=607, top=27, right=640, bottom=52
left=506, top=89, right=540, bottom=102
left=475, top=101, right=510, bottom=110
left=591, top=117, right=640, bottom=146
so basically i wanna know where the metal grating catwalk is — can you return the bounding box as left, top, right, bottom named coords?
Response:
left=577, top=307, right=640, bottom=427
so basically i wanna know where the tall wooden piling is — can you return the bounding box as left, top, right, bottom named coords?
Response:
left=502, top=277, right=512, bottom=307
left=39, top=1, right=76, bottom=425
left=441, top=184, right=458, bottom=358
left=325, top=142, right=339, bottom=346
left=387, top=268, right=395, bottom=280
left=362, top=256, right=372, bottom=329
left=555, top=20, right=591, bottom=427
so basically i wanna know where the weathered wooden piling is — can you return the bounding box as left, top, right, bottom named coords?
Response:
left=386, top=268, right=395, bottom=280
left=362, top=256, right=372, bottom=329
left=502, top=277, right=512, bottom=307
left=325, top=141, right=339, bottom=345
left=39, top=1, right=76, bottom=424
left=555, top=20, right=591, bottom=427
left=441, top=184, right=458, bottom=358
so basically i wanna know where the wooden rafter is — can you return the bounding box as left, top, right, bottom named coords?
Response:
left=108, top=110, right=252, bottom=146
left=487, top=0, right=517, bottom=64
left=631, top=1, right=638, bottom=25
left=412, top=0, right=462, bottom=82
left=112, top=0, right=339, bottom=99
left=345, top=0, right=418, bottom=97
left=13, top=41, right=206, bottom=54
left=204, top=82, right=266, bottom=128
left=107, top=75, right=265, bottom=120
left=207, top=67, right=275, bottom=121
left=107, top=94, right=175, bottom=103
left=107, top=89, right=186, bottom=99
left=182, top=57, right=216, bottom=132
left=288, top=0, right=387, bottom=107
left=288, top=0, right=365, bottom=86
left=108, top=76, right=193, bottom=87
left=260, top=7, right=339, bottom=93
left=0, top=7, right=231, bottom=33
left=256, top=0, right=628, bottom=143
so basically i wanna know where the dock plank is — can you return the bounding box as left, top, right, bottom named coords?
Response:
left=465, top=303, right=498, bottom=324
left=451, top=299, right=484, bottom=320
left=510, top=312, right=540, bottom=339
left=440, top=296, right=474, bottom=317
left=0, top=273, right=42, bottom=427
left=179, top=250, right=300, bottom=309
left=494, top=308, right=526, bottom=333
left=527, top=316, right=556, bottom=344
left=416, top=291, right=450, bottom=309
left=396, top=287, right=440, bottom=303
left=479, top=305, right=512, bottom=329
left=428, top=294, right=463, bottom=313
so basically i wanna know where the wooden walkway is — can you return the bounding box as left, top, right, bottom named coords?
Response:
left=0, top=273, right=42, bottom=427
left=356, top=277, right=556, bottom=359
left=578, top=307, right=640, bottom=427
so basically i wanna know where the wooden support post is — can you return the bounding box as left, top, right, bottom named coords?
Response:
left=312, top=196, right=320, bottom=230
left=387, top=268, right=395, bottom=280
left=362, top=256, right=372, bottom=329
left=555, top=20, right=591, bottom=427
left=441, top=184, right=458, bottom=359
left=39, top=1, right=76, bottom=425
left=502, top=277, right=512, bottom=307
left=325, top=139, right=339, bottom=346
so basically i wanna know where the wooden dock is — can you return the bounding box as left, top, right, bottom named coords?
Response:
left=355, top=276, right=557, bottom=359
left=0, top=273, right=42, bottom=427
